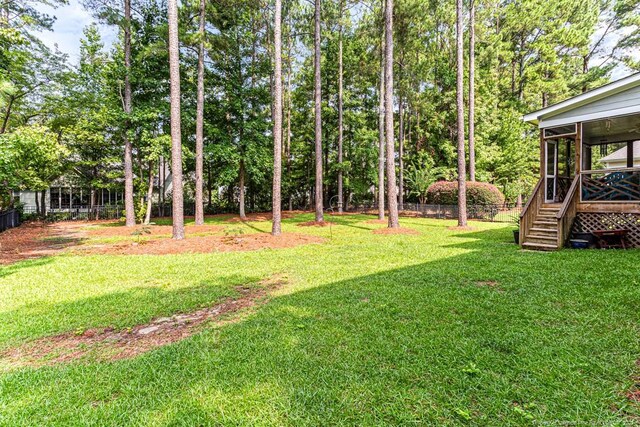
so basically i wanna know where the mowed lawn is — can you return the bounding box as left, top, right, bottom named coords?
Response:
left=0, top=214, right=639, bottom=425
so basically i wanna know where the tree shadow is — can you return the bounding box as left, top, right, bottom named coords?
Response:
left=1, top=227, right=638, bottom=424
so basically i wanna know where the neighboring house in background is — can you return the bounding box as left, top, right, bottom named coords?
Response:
left=600, top=143, right=640, bottom=169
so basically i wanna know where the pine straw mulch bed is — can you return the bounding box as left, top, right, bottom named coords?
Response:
left=0, top=276, right=287, bottom=368
left=76, top=232, right=324, bottom=256
left=297, top=220, right=336, bottom=227
left=0, top=221, right=86, bottom=265
left=372, top=227, right=420, bottom=236
left=224, top=211, right=304, bottom=222
left=364, top=219, right=388, bottom=225
left=85, top=223, right=224, bottom=237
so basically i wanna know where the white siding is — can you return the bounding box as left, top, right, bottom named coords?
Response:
left=539, top=85, right=640, bottom=128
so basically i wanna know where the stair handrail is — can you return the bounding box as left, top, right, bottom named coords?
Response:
left=519, top=177, right=544, bottom=246
left=555, top=175, right=581, bottom=248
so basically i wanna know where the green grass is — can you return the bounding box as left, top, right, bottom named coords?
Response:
left=0, top=213, right=639, bottom=425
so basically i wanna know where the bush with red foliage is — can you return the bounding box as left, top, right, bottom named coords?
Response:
left=427, top=181, right=505, bottom=205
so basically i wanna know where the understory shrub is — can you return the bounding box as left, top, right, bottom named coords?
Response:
left=427, top=181, right=505, bottom=205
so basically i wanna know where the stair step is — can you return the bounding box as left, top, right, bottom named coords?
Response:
left=527, top=233, right=557, bottom=241
left=530, top=227, right=558, bottom=234
left=522, top=242, right=559, bottom=251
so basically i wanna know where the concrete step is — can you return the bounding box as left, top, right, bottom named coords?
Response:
left=522, top=242, right=559, bottom=251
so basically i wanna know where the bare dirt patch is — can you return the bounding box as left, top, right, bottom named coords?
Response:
left=77, top=232, right=324, bottom=256
left=1, top=276, right=287, bottom=367
left=372, top=227, right=420, bottom=236
left=297, top=220, right=335, bottom=227
left=0, top=221, right=85, bottom=265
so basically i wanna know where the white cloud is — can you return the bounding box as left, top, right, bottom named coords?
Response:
left=34, top=0, right=117, bottom=64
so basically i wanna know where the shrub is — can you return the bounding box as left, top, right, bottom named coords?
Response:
left=427, top=181, right=505, bottom=205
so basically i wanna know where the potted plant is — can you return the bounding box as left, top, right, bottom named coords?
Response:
left=511, top=214, right=521, bottom=245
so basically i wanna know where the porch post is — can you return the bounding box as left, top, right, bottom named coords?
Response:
left=539, top=129, right=545, bottom=178
left=575, top=122, right=582, bottom=175
left=627, top=140, right=634, bottom=168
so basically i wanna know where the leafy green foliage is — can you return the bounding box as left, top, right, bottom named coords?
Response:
left=427, top=181, right=505, bottom=205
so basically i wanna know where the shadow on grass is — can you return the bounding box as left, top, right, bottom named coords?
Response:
left=0, top=272, right=263, bottom=350
left=1, top=228, right=639, bottom=425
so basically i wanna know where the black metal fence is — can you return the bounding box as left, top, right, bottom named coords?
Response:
left=21, top=206, right=123, bottom=221
left=346, top=202, right=522, bottom=223
left=0, top=209, right=20, bottom=232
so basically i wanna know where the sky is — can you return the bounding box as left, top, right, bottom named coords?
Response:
left=34, top=0, right=117, bottom=64
left=34, top=0, right=635, bottom=79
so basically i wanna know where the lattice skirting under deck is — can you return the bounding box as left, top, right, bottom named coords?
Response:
left=571, top=212, right=640, bottom=248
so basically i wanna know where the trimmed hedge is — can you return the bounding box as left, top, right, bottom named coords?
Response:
left=427, top=181, right=505, bottom=205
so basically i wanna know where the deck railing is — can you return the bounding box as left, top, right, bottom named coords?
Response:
left=557, top=175, right=580, bottom=247
left=581, top=168, right=640, bottom=202
left=519, top=177, right=544, bottom=245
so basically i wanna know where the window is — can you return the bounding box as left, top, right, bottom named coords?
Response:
left=544, top=124, right=577, bottom=138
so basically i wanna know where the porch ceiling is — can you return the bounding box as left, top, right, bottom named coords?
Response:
left=582, top=114, right=640, bottom=146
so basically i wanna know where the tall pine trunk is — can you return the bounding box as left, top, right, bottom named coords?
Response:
left=194, top=0, right=206, bottom=225
left=123, top=0, right=135, bottom=226
left=337, top=0, right=344, bottom=213
left=398, top=95, right=404, bottom=212
left=239, top=159, right=246, bottom=220
left=313, top=0, right=324, bottom=222
left=468, top=0, right=476, bottom=182
left=168, top=0, right=185, bottom=239
left=272, top=0, right=283, bottom=235
left=456, top=0, right=468, bottom=227
left=384, top=0, right=398, bottom=228
left=144, top=161, right=154, bottom=225
left=377, top=7, right=385, bottom=221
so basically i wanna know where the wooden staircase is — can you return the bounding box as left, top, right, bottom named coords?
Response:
left=520, top=176, right=581, bottom=251
left=522, top=204, right=561, bottom=251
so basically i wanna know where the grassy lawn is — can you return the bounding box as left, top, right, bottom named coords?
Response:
left=0, top=213, right=639, bottom=425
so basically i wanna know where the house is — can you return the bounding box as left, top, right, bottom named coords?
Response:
left=600, top=144, right=640, bottom=169
left=521, top=72, right=640, bottom=250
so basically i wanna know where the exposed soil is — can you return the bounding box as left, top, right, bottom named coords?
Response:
left=77, top=232, right=324, bottom=256
left=297, top=220, right=335, bottom=227
left=1, top=276, right=287, bottom=368
left=372, top=227, right=420, bottom=236
left=0, top=222, right=85, bottom=265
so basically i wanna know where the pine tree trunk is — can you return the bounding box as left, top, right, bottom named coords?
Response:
left=272, top=0, right=283, bottom=236
left=194, top=0, right=206, bottom=225
left=398, top=95, right=404, bottom=212
left=456, top=0, right=468, bottom=227
left=337, top=0, right=344, bottom=214
left=144, top=161, right=154, bottom=225
left=286, top=25, right=293, bottom=212
left=239, top=159, right=246, bottom=220
left=123, top=0, right=135, bottom=227
left=384, top=0, right=399, bottom=228
left=377, top=7, right=385, bottom=221
left=168, top=0, right=185, bottom=239
left=468, top=0, right=476, bottom=182
left=314, top=0, right=324, bottom=222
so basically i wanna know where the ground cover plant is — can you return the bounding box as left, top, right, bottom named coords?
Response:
left=0, top=213, right=639, bottom=425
